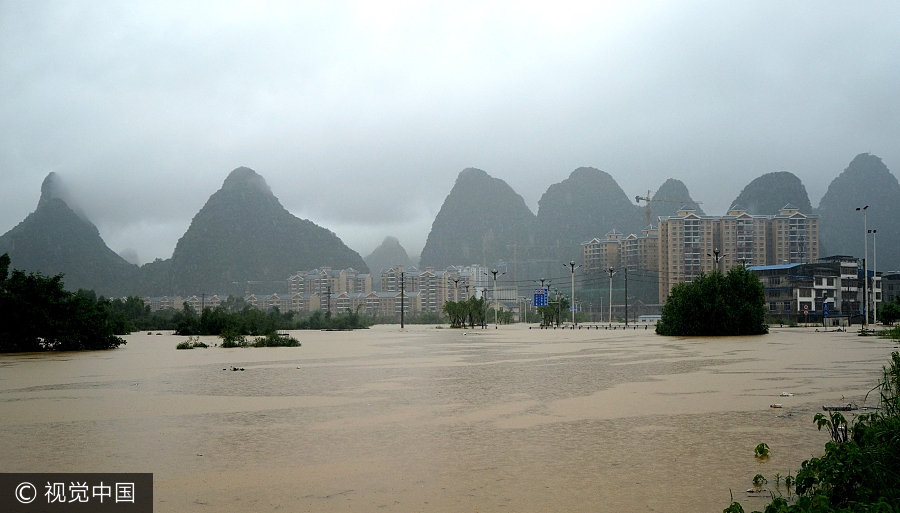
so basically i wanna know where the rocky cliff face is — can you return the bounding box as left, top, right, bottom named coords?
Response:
left=364, top=236, right=411, bottom=274
left=647, top=178, right=705, bottom=221
left=0, top=173, right=138, bottom=296
left=167, top=167, right=367, bottom=295
left=535, top=167, right=644, bottom=260
left=817, top=154, right=900, bottom=269
left=730, top=171, right=813, bottom=215
left=419, top=168, right=536, bottom=269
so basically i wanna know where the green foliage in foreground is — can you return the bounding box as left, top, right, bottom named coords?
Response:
left=657, top=266, right=767, bottom=336
left=725, top=352, right=900, bottom=513
left=0, top=253, right=125, bottom=352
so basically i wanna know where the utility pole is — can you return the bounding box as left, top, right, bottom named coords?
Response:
left=564, top=260, right=581, bottom=324
left=326, top=285, right=331, bottom=315
left=483, top=287, right=489, bottom=328
left=400, top=271, right=405, bottom=328
left=606, top=267, right=616, bottom=323
left=857, top=206, right=868, bottom=328
left=557, top=290, right=562, bottom=327
left=624, top=267, right=628, bottom=326
left=870, top=229, right=877, bottom=325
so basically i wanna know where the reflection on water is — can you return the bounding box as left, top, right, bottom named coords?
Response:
left=0, top=326, right=893, bottom=512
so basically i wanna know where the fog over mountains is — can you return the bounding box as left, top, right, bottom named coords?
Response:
left=1, top=153, right=897, bottom=297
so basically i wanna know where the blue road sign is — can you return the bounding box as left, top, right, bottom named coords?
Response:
left=823, top=302, right=829, bottom=317
left=533, top=288, right=548, bottom=307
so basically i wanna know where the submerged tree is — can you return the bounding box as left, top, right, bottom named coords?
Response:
left=656, top=266, right=767, bottom=336
left=442, top=296, right=486, bottom=328
left=0, top=253, right=125, bottom=352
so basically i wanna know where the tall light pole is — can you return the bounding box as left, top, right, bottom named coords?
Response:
left=857, top=206, right=869, bottom=327
left=449, top=276, right=460, bottom=302
left=484, top=269, right=505, bottom=325
left=606, top=267, right=616, bottom=323
left=708, top=247, right=726, bottom=272
left=564, top=260, right=581, bottom=324
left=870, top=228, right=877, bottom=325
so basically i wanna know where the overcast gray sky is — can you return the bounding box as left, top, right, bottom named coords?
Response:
left=2, top=1, right=899, bottom=265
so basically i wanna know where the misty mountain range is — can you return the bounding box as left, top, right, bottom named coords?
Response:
left=1, top=153, right=896, bottom=298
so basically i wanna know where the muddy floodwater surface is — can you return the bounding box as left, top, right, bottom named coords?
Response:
left=0, top=324, right=895, bottom=512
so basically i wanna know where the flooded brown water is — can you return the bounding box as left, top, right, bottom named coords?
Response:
left=1, top=324, right=895, bottom=512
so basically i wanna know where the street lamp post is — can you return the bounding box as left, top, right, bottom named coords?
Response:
left=606, top=267, right=616, bottom=323
left=482, top=287, right=489, bottom=328
left=857, top=206, right=869, bottom=327
left=449, top=276, right=460, bottom=302
left=484, top=269, right=505, bottom=326
left=870, top=228, right=877, bottom=325
left=564, top=260, right=582, bottom=324
left=555, top=289, right=562, bottom=327
left=708, top=247, right=727, bottom=272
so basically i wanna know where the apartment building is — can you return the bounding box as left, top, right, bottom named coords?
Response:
left=883, top=273, right=900, bottom=304
left=719, top=205, right=768, bottom=270
left=582, top=229, right=624, bottom=274
left=288, top=267, right=372, bottom=296
left=143, top=295, right=184, bottom=312
left=658, top=208, right=720, bottom=303
left=620, top=225, right=659, bottom=272
left=184, top=294, right=223, bottom=314
left=658, top=204, right=821, bottom=303
left=767, top=205, right=820, bottom=265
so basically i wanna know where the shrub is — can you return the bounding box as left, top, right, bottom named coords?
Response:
left=252, top=332, right=300, bottom=347
left=879, top=302, right=900, bottom=326
left=176, top=335, right=208, bottom=349
left=219, top=330, right=248, bottom=348
left=656, top=267, right=767, bottom=336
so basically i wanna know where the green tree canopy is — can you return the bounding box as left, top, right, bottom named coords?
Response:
left=879, top=301, right=900, bottom=326
left=656, top=266, right=767, bottom=336
left=0, top=253, right=125, bottom=352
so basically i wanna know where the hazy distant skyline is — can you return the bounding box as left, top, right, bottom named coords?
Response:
left=3, top=2, right=899, bottom=265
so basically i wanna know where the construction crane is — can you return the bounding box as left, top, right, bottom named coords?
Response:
left=635, top=190, right=703, bottom=227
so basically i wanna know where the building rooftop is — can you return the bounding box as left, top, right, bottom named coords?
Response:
left=747, top=264, right=801, bottom=271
